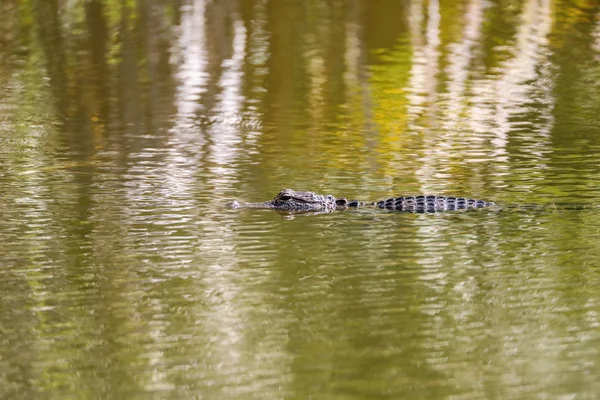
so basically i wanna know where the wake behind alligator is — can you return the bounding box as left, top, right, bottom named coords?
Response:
left=229, top=188, right=496, bottom=214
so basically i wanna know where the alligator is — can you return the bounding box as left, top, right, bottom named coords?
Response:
left=228, top=188, right=496, bottom=214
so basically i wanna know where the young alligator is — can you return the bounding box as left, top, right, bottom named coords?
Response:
left=228, top=188, right=495, bottom=214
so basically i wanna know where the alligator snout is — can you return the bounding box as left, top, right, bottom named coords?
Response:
left=227, top=201, right=241, bottom=208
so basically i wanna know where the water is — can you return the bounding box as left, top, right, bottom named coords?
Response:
left=1, top=0, right=600, bottom=398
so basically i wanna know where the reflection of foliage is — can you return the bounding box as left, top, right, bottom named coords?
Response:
left=369, top=41, right=411, bottom=138
left=0, top=0, right=598, bottom=191
left=0, top=0, right=598, bottom=195
left=2, top=1, right=600, bottom=398
left=551, top=0, right=600, bottom=140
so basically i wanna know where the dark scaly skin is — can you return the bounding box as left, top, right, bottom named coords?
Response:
left=370, top=195, right=495, bottom=212
left=229, top=189, right=495, bottom=214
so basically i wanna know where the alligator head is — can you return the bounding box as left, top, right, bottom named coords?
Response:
left=228, top=188, right=353, bottom=213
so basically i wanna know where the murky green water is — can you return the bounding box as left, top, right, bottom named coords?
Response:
left=1, top=0, right=600, bottom=398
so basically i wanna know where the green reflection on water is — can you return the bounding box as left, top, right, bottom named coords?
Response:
left=1, top=0, right=600, bottom=399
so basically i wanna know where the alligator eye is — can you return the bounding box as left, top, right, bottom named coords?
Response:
left=279, top=195, right=292, bottom=201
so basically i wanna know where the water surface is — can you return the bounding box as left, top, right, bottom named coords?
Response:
left=1, top=0, right=600, bottom=398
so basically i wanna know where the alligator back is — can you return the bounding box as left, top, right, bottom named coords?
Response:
left=374, top=195, right=495, bottom=213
